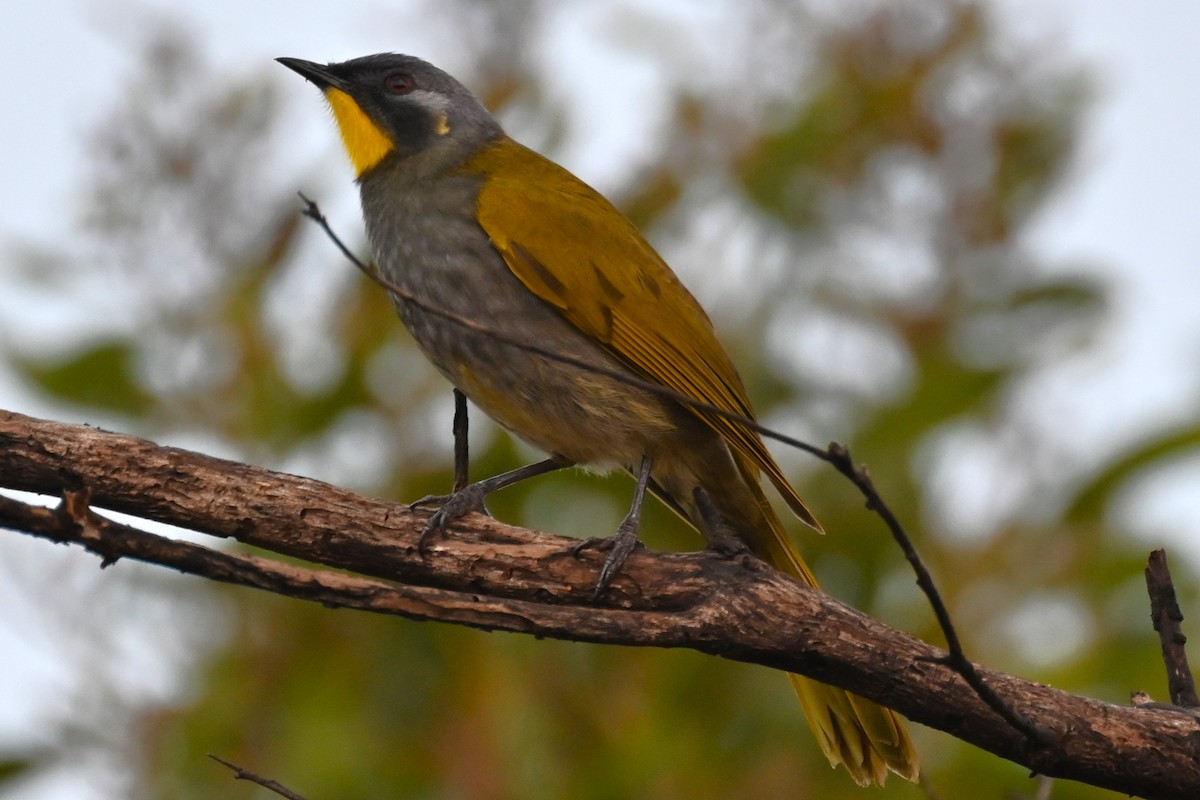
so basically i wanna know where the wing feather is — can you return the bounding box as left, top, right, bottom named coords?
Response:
left=465, top=138, right=819, bottom=530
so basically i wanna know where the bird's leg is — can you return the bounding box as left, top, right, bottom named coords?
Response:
left=692, top=486, right=750, bottom=557
left=414, top=456, right=572, bottom=551
left=452, top=388, right=469, bottom=492
left=575, top=456, right=653, bottom=597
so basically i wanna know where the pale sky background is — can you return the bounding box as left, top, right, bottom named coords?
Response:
left=2, top=1, right=1200, bottom=797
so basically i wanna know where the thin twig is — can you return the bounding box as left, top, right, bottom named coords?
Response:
left=208, top=754, right=308, bottom=800
left=297, top=195, right=1041, bottom=744
left=1146, top=548, right=1199, bottom=708
left=823, top=444, right=1048, bottom=746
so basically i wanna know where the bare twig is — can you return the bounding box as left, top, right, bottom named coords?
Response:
left=1146, top=548, right=1200, bottom=708
left=822, top=443, right=1049, bottom=748
left=209, top=754, right=308, bottom=800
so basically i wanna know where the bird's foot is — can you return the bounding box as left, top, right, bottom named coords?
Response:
left=412, top=458, right=572, bottom=555
left=411, top=484, right=491, bottom=554
left=692, top=486, right=750, bottom=558
left=570, top=518, right=645, bottom=599
left=702, top=523, right=750, bottom=558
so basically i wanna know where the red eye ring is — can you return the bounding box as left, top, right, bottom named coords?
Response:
left=385, top=73, right=416, bottom=95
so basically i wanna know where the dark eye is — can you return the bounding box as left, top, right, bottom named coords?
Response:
left=385, top=73, right=416, bottom=95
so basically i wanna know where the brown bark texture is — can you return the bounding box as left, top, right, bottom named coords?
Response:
left=2, top=408, right=1198, bottom=799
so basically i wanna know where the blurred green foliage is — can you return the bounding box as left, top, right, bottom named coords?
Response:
left=5, top=2, right=1198, bottom=799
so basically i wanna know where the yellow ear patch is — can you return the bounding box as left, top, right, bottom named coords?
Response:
left=324, top=88, right=394, bottom=176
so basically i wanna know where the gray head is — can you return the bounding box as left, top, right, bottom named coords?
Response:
left=277, top=53, right=503, bottom=176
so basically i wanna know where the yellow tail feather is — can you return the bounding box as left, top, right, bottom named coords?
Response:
left=790, top=675, right=919, bottom=786
left=726, top=461, right=920, bottom=786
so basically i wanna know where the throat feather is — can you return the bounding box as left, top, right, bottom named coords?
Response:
left=324, top=88, right=394, bottom=176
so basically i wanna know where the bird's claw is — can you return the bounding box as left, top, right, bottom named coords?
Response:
left=413, top=484, right=491, bottom=554
left=691, top=485, right=749, bottom=558
left=410, top=492, right=452, bottom=511
left=703, top=527, right=750, bottom=558
left=570, top=519, right=644, bottom=599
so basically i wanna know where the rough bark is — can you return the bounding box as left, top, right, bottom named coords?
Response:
left=2, top=408, right=1198, bottom=798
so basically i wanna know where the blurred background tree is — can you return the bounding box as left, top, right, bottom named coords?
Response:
left=2, top=1, right=1196, bottom=798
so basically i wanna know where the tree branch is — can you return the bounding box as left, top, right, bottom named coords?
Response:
left=2, top=408, right=1199, bottom=799
left=1146, top=548, right=1200, bottom=708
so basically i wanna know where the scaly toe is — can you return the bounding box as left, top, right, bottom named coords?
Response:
left=415, top=485, right=491, bottom=554
left=590, top=522, right=643, bottom=599
left=410, top=493, right=452, bottom=511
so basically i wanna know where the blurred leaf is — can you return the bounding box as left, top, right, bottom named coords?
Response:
left=619, top=167, right=683, bottom=231
left=0, top=758, right=35, bottom=785
left=988, top=92, right=1087, bottom=237
left=1007, top=279, right=1106, bottom=314
left=17, top=342, right=152, bottom=415
left=1066, top=426, right=1200, bottom=522
left=736, top=8, right=961, bottom=227
left=865, top=340, right=1006, bottom=449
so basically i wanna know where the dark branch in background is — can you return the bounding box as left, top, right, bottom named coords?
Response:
left=1145, top=548, right=1200, bottom=708
left=208, top=755, right=308, bottom=800
left=296, top=195, right=1046, bottom=745
left=1, top=410, right=1198, bottom=799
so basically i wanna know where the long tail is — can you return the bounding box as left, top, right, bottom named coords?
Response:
left=712, top=461, right=920, bottom=786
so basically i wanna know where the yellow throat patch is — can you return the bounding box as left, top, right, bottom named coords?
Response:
left=324, top=88, right=394, bottom=176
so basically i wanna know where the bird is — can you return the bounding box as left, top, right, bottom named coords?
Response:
left=277, top=52, right=919, bottom=786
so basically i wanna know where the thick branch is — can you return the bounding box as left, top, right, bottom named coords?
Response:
left=2, top=409, right=1199, bottom=799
